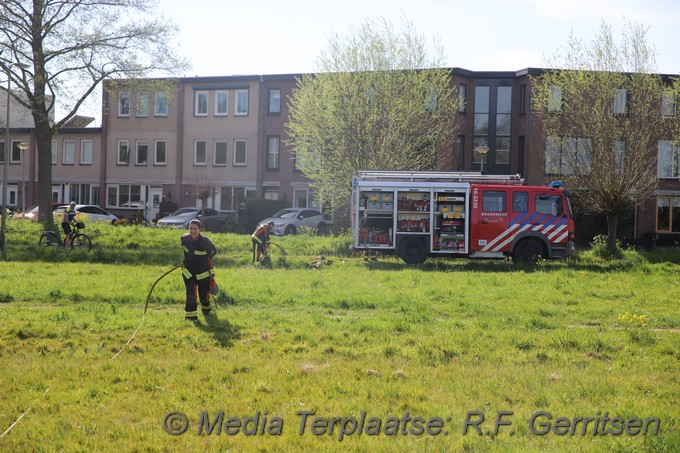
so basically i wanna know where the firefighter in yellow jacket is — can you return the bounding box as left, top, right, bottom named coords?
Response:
left=181, top=219, right=217, bottom=321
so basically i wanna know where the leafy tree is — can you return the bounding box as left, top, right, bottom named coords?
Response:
left=286, top=17, right=461, bottom=210
left=532, top=21, right=680, bottom=254
left=0, top=0, right=189, bottom=229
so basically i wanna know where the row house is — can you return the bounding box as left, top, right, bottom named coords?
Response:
left=3, top=68, right=679, bottom=241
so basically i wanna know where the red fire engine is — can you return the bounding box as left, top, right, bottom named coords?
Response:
left=352, top=170, right=575, bottom=264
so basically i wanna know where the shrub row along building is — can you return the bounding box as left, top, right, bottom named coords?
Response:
left=2, top=67, right=679, bottom=242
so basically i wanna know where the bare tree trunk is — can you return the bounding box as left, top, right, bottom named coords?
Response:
left=606, top=213, right=619, bottom=254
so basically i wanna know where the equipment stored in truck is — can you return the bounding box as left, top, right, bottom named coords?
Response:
left=351, top=171, right=575, bottom=264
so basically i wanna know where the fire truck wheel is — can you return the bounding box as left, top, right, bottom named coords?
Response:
left=399, top=237, right=428, bottom=264
left=512, top=238, right=545, bottom=264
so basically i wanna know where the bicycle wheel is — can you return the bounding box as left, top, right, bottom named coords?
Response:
left=71, top=233, right=92, bottom=251
left=38, top=231, right=61, bottom=247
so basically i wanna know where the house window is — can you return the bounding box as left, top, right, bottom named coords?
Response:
left=661, top=90, right=676, bottom=117
left=155, top=92, right=168, bottom=116
left=136, top=140, right=148, bottom=165
left=215, top=141, right=228, bottom=166
left=80, top=140, right=92, bottom=165
left=51, top=140, right=57, bottom=164
left=459, top=84, right=467, bottom=113
left=615, top=139, right=626, bottom=174
left=293, top=188, right=309, bottom=208
left=233, top=140, right=246, bottom=165
left=118, top=93, right=130, bottom=116
left=10, top=140, right=22, bottom=164
left=657, top=140, right=680, bottom=178
left=548, top=85, right=562, bottom=112
left=215, top=91, right=228, bottom=116
left=613, top=89, right=629, bottom=116
left=235, top=90, right=248, bottom=115
left=194, top=140, right=207, bottom=165
left=268, top=89, right=281, bottom=114
left=154, top=140, right=167, bottom=165
left=425, top=85, right=438, bottom=111
left=117, top=140, right=129, bottom=165
left=0, top=142, right=4, bottom=164
left=545, top=136, right=592, bottom=175
left=195, top=91, right=208, bottom=116
left=656, top=197, right=680, bottom=233
left=519, top=84, right=527, bottom=115
left=495, top=86, right=512, bottom=165
left=136, top=92, right=150, bottom=117
left=63, top=140, right=75, bottom=164
left=293, top=150, right=301, bottom=171
left=107, top=184, right=142, bottom=207
left=263, top=186, right=279, bottom=200
left=267, top=136, right=280, bottom=170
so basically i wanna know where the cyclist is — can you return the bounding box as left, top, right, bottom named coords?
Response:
left=62, top=201, right=77, bottom=247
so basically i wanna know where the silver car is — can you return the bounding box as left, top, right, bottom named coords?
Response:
left=258, top=208, right=329, bottom=235
left=53, top=205, right=119, bottom=224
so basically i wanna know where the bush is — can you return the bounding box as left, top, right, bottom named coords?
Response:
left=590, top=234, right=624, bottom=260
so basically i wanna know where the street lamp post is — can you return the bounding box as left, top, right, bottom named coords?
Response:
left=476, top=145, right=489, bottom=174
left=19, top=142, right=28, bottom=215
left=1, top=60, right=29, bottom=249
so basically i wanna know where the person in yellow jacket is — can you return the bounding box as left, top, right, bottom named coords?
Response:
left=251, top=221, right=274, bottom=262
left=181, top=219, right=217, bottom=321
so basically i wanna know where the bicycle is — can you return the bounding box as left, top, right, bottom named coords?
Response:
left=38, top=221, right=92, bottom=251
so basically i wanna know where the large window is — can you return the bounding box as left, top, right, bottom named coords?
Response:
left=661, top=90, right=676, bottom=118
left=267, top=136, right=280, bottom=170
left=548, top=85, right=562, bottom=112
left=136, top=93, right=150, bottom=117
left=473, top=86, right=489, bottom=166
left=235, top=90, right=248, bottom=115
left=80, top=140, right=92, bottom=165
left=107, top=184, right=142, bottom=207
left=233, top=140, right=247, bottom=165
left=117, top=140, right=129, bottom=165
left=658, top=140, right=680, bottom=178
left=215, top=91, right=228, bottom=116
left=268, top=89, right=281, bottom=114
left=63, top=140, right=75, bottom=165
left=194, top=140, right=207, bottom=165
left=495, top=86, right=511, bottom=165
left=215, top=141, right=228, bottom=166
left=545, top=136, right=592, bottom=175
left=656, top=197, right=680, bottom=233
left=136, top=140, right=149, bottom=165
left=613, top=89, right=629, bottom=116
left=195, top=91, right=208, bottom=116
left=154, top=140, right=167, bottom=165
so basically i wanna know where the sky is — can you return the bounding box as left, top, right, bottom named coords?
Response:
left=80, top=0, right=680, bottom=123
left=156, top=0, right=680, bottom=76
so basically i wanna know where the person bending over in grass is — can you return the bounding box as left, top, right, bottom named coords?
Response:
left=251, top=221, right=274, bottom=263
left=181, top=219, right=217, bottom=321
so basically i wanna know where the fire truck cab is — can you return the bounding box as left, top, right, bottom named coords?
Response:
left=352, top=171, right=575, bottom=264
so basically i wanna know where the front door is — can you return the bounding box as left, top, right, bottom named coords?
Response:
left=148, top=187, right=163, bottom=221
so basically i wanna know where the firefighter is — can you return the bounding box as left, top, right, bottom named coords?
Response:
left=181, top=219, right=217, bottom=321
left=251, top=221, right=274, bottom=262
left=62, top=201, right=77, bottom=247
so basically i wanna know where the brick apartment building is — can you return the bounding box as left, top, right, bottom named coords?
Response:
left=3, top=67, right=679, bottom=242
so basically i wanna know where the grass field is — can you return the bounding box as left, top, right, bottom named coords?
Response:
left=0, top=220, right=678, bottom=452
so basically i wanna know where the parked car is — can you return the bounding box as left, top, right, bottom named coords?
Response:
left=156, top=207, right=233, bottom=232
left=258, top=208, right=330, bottom=236
left=12, top=203, right=62, bottom=220
left=53, top=204, right=119, bottom=224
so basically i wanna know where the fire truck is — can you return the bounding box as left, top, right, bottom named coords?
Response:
left=351, top=170, right=575, bottom=264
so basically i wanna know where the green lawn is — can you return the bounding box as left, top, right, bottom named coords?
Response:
left=0, top=221, right=678, bottom=451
